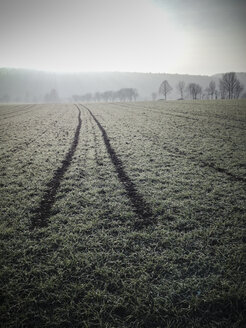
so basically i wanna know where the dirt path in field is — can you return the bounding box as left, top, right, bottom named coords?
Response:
left=31, top=105, right=82, bottom=229
left=82, top=104, right=155, bottom=229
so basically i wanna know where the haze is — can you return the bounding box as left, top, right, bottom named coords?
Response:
left=0, top=0, right=246, bottom=75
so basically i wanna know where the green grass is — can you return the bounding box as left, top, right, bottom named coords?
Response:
left=0, top=100, right=245, bottom=327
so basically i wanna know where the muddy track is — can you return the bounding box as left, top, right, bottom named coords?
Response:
left=31, top=105, right=82, bottom=229
left=82, top=104, right=155, bottom=229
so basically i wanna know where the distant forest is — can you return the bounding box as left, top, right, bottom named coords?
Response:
left=0, top=68, right=246, bottom=103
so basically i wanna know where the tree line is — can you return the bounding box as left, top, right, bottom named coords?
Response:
left=0, top=72, right=245, bottom=103
left=154, top=72, right=245, bottom=101
left=72, top=88, right=138, bottom=103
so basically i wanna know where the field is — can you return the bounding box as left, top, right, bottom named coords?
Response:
left=0, top=100, right=245, bottom=327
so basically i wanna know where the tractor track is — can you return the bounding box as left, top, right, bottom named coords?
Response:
left=114, top=102, right=246, bottom=123
left=103, top=104, right=246, bottom=182
left=31, top=105, right=82, bottom=229
left=82, top=104, right=155, bottom=229
left=110, top=114, right=245, bottom=184
left=111, top=102, right=246, bottom=129
left=139, top=130, right=246, bottom=184
left=112, top=102, right=199, bottom=121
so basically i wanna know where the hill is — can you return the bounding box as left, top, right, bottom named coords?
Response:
left=0, top=68, right=246, bottom=102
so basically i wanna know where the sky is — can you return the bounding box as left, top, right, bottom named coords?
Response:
left=0, top=0, right=245, bottom=75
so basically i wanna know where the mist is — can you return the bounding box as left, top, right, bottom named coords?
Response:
left=0, top=0, right=245, bottom=75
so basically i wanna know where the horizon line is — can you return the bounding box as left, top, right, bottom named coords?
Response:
left=1, top=66, right=245, bottom=77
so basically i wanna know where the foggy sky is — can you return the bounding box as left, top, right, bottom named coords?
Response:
left=0, top=0, right=245, bottom=75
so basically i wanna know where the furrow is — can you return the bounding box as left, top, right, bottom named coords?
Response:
left=82, top=104, right=155, bottom=229
left=30, top=105, right=82, bottom=229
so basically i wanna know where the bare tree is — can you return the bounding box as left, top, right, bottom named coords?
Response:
left=133, top=89, right=138, bottom=101
left=214, top=90, right=219, bottom=99
left=187, top=83, right=202, bottom=100
left=119, top=89, right=127, bottom=102
left=219, top=72, right=243, bottom=99
left=177, top=81, right=185, bottom=99
left=219, top=79, right=226, bottom=99
left=159, top=80, right=172, bottom=100
left=234, top=80, right=244, bottom=99
left=117, top=88, right=137, bottom=102
left=207, top=80, right=216, bottom=99
left=101, top=91, right=110, bottom=102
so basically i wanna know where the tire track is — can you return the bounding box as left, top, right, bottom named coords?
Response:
left=31, top=105, right=82, bottom=229
left=104, top=105, right=246, bottom=182
left=82, top=104, right=155, bottom=229
left=139, top=130, right=246, bottom=183
left=111, top=103, right=246, bottom=129
left=114, top=101, right=246, bottom=123
left=111, top=102, right=198, bottom=121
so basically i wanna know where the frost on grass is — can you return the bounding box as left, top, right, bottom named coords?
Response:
left=0, top=101, right=245, bottom=327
